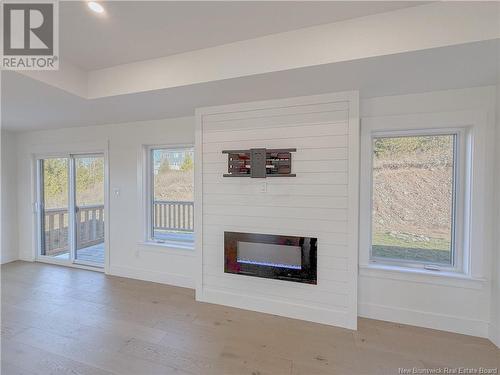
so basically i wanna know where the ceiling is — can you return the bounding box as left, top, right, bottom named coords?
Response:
left=3, top=40, right=498, bottom=132
left=60, top=1, right=424, bottom=71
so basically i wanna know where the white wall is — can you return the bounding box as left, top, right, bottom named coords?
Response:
left=10, top=86, right=499, bottom=344
left=490, top=81, right=500, bottom=347
left=490, top=31, right=500, bottom=347
left=359, top=87, right=497, bottom=338
left=1, top=130, right=19, bottom=264
left=196, top=92, right=359, bottom=329
left=15, top=117, right=197, bottom=287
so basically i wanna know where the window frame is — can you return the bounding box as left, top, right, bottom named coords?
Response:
left=368, top=129, right=462, bottom=271
left=143, top=144, right=195, bottom=249
left=360, top=119, right=472, bottom=275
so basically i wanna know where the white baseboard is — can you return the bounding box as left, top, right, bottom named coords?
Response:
left=197, top=287, right=356, bottom=330
left=489, top=323, right=500, bottom=348
left=19, top=253, right=34, bottom=262
left=109, top=265, right=195, bottom=289
left=0, top=256, right=19, bottom=265
left=359, top=302, right=489, bottom=338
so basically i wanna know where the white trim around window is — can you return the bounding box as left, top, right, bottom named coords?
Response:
left=359, top=110, right=487, bottom=282
left=139, top=144, right=195, bottom=250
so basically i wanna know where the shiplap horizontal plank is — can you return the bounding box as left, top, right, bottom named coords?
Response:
left=203, top=122, right=348, bottom=143
left=202, top=135, right=348, bottom=153
left=293, top=160, right=348, bottom=173
left=203, top=215, right=347, bottom=234
left=323, top=256, right=349, bottom=270
left=202, top=286, right=348, bottom=312
left=203, top=148, right=348, bottom=163
left=203, top=275, right=349, bottom=308
left=204, top=270, right=349, bottom=296
left=203, top=111, right=348, bottom=133
left=203, top=172, right=348, bottom=185
left=203, top=183, right=348, bottom=197
left=203, top=228, right=348, bottom=248
left=203, top=194, right=348, bottom=209
left=292, top=148, right=348, bottom=161
left=203, top=205, right=346, bottom=222
left=203, top=160, right=348, bottom=174
left=203, top=102, right=348, bottom=123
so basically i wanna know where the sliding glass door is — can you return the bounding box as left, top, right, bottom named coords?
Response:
left=39, top=158, right=70, bottom=260
left=74, top=155, right=105, bottom=265
left=37, top=154, right=105, bottom=268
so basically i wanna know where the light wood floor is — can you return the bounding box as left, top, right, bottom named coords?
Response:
left=1, top=261, right=498, bottom=375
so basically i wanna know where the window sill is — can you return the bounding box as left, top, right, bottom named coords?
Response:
left=138, top=240, right=195, bottom=255
left=359, top=264, right=487, bottom=290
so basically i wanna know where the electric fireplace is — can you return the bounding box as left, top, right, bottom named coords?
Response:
left=224, top=232, right=317, bottom=284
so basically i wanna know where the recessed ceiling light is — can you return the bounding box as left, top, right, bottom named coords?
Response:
left=87, top=2, right=104, bottom=14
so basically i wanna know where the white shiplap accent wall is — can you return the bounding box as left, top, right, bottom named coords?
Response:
left=195, top=92, right=359, bottom=329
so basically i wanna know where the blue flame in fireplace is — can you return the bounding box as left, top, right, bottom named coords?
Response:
left=237, top=258, right=301, bottom=270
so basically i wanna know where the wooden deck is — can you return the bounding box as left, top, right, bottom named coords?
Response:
left=77, top=243, right=105, bottom=264
left=54, top=243, right=105, bottom=265
left=53, top=232, right=194, bottom=266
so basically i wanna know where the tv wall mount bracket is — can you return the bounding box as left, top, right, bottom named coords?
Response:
left=222, top=148, right=296, bottom=178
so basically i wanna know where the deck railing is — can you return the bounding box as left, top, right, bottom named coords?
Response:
left=153, top=200, right=194, bottom=232
left=43, top=204, right=105, bottom=256
left=76, top=204, right=105, bottom=249
left=43, top=201, right=194, bottom=256
left=43, top=208, right=70, bottom=256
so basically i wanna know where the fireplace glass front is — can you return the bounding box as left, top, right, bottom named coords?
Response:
left=224, top=232, right=317, bottom=284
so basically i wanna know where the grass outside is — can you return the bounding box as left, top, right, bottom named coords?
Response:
left=372, top=232, right=451, bottom=265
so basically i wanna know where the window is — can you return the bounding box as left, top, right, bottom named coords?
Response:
left=370, top=133, right=458, bottom=268
left=146, top=146, right=194, bottom=246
